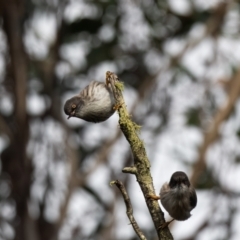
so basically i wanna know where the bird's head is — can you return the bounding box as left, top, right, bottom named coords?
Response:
left=64, top=97, right=84, bottom=119
left=169, top=171, right=190, bottom=189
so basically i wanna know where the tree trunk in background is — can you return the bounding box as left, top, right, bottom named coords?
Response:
left=0, top=0, right=31, bottom=239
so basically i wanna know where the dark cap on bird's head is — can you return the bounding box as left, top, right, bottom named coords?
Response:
left=64, top=96, right=83, bottom=119
left=169, top=171, right=190, bottom=188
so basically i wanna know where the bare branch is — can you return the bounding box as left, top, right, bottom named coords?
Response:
left=107, top=71, right=173, bottom=240
left=111, top=180, right=147, bottom=240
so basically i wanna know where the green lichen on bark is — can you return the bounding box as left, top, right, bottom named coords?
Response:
left=115, top=81, right=124, bottom=91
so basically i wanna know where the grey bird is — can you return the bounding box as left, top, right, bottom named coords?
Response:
left=64, top=81, right=116, bottom=123
left=148, top=171, right=197, bottom=227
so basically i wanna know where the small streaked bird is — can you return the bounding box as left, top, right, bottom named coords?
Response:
left=64, top=81, right=116, bottom=123
left=148, top=171, right=197, bottom=227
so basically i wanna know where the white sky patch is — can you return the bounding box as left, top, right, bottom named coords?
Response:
left=115, top=198, right=137, bottom=239
left=30, top=181, right=46, bottom=204
left=24, top=12, right=57, bottom=59
left=60, top=42, right=89, bottom=70
left=28, top=119, right=69, bottom=224
left=24, top=30, right=49, bottom=59
left=55, top=61, right=73, bottom=80
left=150, top=126, right=202, bottom=181
left=0, top=28, right=7, bottom=81
left=0, top=29, right=7, bottom=54
left=118, top=1, right=150, bottom=51
left=164, top=38, right=187, bottom=57
left=63, top=115, right=87, bottom=128
left=31, top=12, right=57, bottom=43
left=108, top=136, right=130, bottom=174
left=205, top=61, right=232, bottom=84
left=98, top=24, right=115, bottom=42
left=63, top=189, right=104, bottom=237
left=45, top=119, right=66, bottom=144
left=87, top=165, right=114, bottom=204
left=144, top=49, right=166, bottom=74
left=218, top=36, right=240, bottom=64
left=144, top=113, right=162, bottom=130
left=64, top=0, right=101, bottom=23
left=194, top=0, right=227, bottom=11
left=128, top=178, right=154, bottom=229
left=168, top=80, right=205, bottom=121
left=87, top=61, right=118, bottom=81
left=232, top=209, right=240, bottom=240
left=0, top=56, right=5, bottom=82
left=188, top=23, right=206, bottom=40
left=27, top=93, right=46, bottom=116
left=165, top=126, right=202, bottom=163
left=151, top=145, right=188, bottom=186
left=182, top=38, right=215, bottom=78
left=44, top=191, right=62, bottom=222
left=0, top=93, right=13, bottom=116
left=0, top=221, right=15, bottom=240
left=197, top=225, right=228, bottom=240
left=115, top=55, right=136, bottom=72
left=223, top=4, right=240, bottom=36
left=168, top=0, right=192, bottom=16
left=82, top=122, right=115, bottom=148
left=122, top=86, right=138, bottom=112
left=207, top=118, right=240, bottom=193
left=0, top=201, right=15, bottom=221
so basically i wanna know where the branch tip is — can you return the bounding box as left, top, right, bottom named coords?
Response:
left=109, top=180, right=116, bottom=187
left=122, top=166, right=137, bottom=175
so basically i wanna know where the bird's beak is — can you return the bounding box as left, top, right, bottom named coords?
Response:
left=67, top=111, right=75, bottom=120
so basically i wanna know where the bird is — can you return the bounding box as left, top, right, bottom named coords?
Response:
left=64, top=80, right=116, bottom=123
left=148, top=171, right=197, bottom=228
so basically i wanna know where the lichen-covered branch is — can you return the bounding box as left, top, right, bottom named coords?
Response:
left=111, top=180, right=147, bottom=240
left=106, top=71, right=173, bottom=240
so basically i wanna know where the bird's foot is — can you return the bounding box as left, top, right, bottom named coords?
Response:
left=146, top=194, right=161, bottom=200
left=113, top=102, right=123, bottom=111
left=158, top=219, right=175, bottom=229
left=106, top=78, right=110, bottom=86
left=106, top=71, right=113, bottom=86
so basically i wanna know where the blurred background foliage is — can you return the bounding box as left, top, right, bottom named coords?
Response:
left=0, top=0, right=240, bottom=239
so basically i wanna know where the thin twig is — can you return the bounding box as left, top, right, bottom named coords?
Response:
left=111, top=180, right=147, bottom=240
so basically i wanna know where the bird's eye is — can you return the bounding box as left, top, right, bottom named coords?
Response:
left=71, top=104, right=76, bottom=109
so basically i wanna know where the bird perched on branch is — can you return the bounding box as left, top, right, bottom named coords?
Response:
left=64, top=80, right=116, bottom=123
left=148, top=171, right=197, bottom=228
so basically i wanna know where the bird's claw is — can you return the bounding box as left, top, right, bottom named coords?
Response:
left=106, top=71, right=113, bottom=86
left=146, top=194, right=161, bottom=200
left=158, top=219, right=174, bottom=229
left=113, top=102, right=123, bottom=111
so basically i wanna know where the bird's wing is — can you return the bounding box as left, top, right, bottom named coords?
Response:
left=189, top=188, right=197, bottom=209
left=79, top=81, right=104, bottom=101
